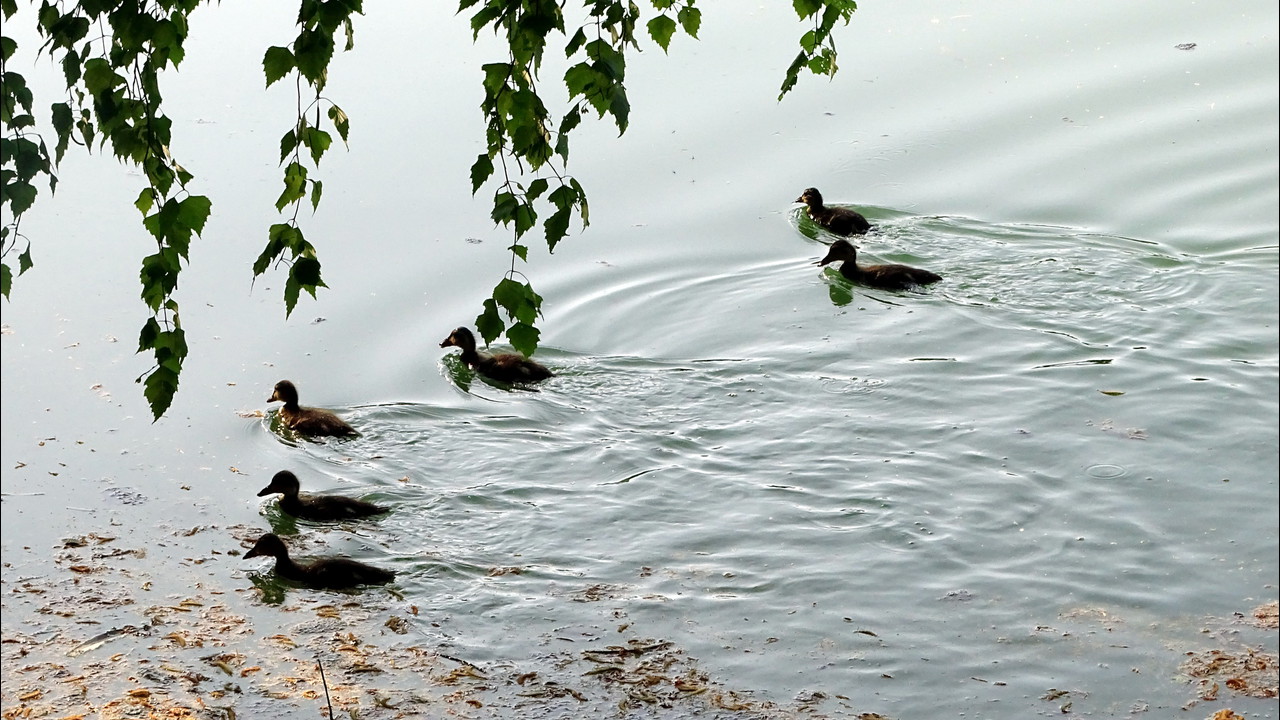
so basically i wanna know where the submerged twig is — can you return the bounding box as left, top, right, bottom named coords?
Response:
left=317, top=657, right=334, bottom=720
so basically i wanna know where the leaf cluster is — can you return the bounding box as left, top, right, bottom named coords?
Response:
left=780, top=0, right=857, bottom=99
left=1, top=1, right=859, bottom=418
left=6, top=0, right=211, bottom=418
left=253, top=1, right=360, bottom=319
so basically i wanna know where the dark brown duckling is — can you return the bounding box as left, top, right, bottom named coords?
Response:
left=267, top=380, right=358, bottom=437
left=257, top=470, right=389, bottom=522
left=439, top=326, right=554, bottom=383
left=243, top=533, right=395, bottom=589
left=816, top=239, right=942, bottom=290
left=795, top=187, right=872, bottom=236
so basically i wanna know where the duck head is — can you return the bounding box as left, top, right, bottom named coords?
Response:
left=244, top=533, right=289, bottom=561
left=258, top=470, right=301, bottom=498
left=440, top=327, right=477, bottom=351
left=268, top=380, right=299, bottom=405
left=796, top=187, right=824, bottom=207
left=816, top=239, right=859, bottom=266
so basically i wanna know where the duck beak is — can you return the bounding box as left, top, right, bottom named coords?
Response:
left=794, top=195, right=805, bottom=203
left=816, top=250, right=838, bottom=267
left=256, top=485, right=275, bottom=497
left=267, top=390, right=280, bottom=402
left=243, top=547, right=262, bottom=560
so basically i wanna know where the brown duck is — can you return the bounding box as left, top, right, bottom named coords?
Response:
left=816, top=239, right=942, bottom=290
left=243, top=533, right=395, bottom=589
left=439, top=326, right=553, bottom=383
left=796, top=188, right=872, bottom=236
left=257, top=470, right=388, bottom=522
left=267, top=380, right=358, bottom=437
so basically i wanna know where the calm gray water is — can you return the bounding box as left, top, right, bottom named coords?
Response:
left=3, top=1, right=1277, bottom=718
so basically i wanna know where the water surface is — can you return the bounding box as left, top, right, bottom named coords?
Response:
left=2, top=1, right=1276, bottom=717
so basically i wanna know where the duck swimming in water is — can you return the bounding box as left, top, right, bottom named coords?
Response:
left=257, top=470, right=388, bottom=522
left=439, top=326, right=554, bottom=383
left=795, top=188, right=872, bottom=236
left=267, top=380, right=358, bottom=437
left=243, top=533, right=395, bottom=589
left=816, top=239, right=942, bottom=290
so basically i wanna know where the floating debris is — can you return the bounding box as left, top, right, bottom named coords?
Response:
left=67, top=626, right=143, bottom=657
left=1181, top=646, right=1279, bottom=700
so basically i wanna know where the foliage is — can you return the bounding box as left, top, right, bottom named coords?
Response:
left=0, top=0, right=858, bottom=418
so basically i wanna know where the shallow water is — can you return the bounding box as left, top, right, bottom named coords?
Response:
left=2, top=1, right=1277, bottom=718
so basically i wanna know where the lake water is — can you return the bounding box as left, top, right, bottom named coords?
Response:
left=2, top=1, right=1277, bottom=718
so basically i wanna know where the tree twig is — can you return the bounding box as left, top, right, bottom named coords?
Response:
left=316, top=657, right=334, bottom=720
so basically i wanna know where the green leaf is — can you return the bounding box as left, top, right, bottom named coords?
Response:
left=6, top=114, right=35, bottom=131
left=587, top=40, right=625, bottom=81
left=293, top=29, right=334, bottom=86
left=255, top=223, right=299, bottom=275
left=799, top=28, right=818, bottom=54
left=81, top=58, right=122, bottom=95
left=779, top=51, right=806, bottom=99
left=141, top=359, right=182, bottom=420
left=608, top=87, right=630, bottom=134
left=279, top=129, right=298, bottom=163
left=60, top=50, right=81, bottom=87
left=569, top=177, right=589, bottom=225
left=301, top=126, right=331, bottom=164
left=793, top=0, right=822, bottom=19
left=481, top=63, right=511, bottom=96
left=508, top=243, right=528, bottom=262
left=291, top=255, right=325, bottom=288
left=493, top=277, right=540, bottom=325
left=469, top=5, right=504, bottom=39
left=544, top=204, right=570, bottom=252
left=5, top=181, right=37, bottom=215
left=283, top=274, right=301, bottom=316
left=646, top=15, right=676, bottom=52
left=0, top=262, right=10, bottom=299
left=342, top=17, right=355, bottom=52
left=506, top=321, right=540, bottom=359
left=137, top=316, right=162, bottom=353
left=475, top=297, right=503, bottom=345
left=138, top=250, right=180, bottom=310
left=309, top=178, right=323, bottom=210
left=513, top=200, right=537, bottom=236
left=491, top=191, right=518, bottom=225
left=565, top=27, right=587, bottom=56
left=555, top=105, right=580, bottom=160
left=327, top=104, right=350, bottom=146
left=177, top=195, right=212, bottom=236
left=470, top=153, right=494, bottom=193
left=677, top=6, right=702, bottom=38
left=135, top=187, right=156, bottom=216
left=50, top=101, right=72, bottom=162
left=563, top=63, right=595, bottom=97
left=275, top=161, right=308, bottom=211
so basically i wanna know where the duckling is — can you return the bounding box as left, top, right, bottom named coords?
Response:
left=243, top=533, right=395, bottom=589
left=257, top=470, right=388, bottom=522
left=795, top=188, right=872, bottom=236
left=439, top=326, right=554, bottom=383
left=816, top=239, right=942, bottom=290
left=267, top=380, right=358, bottom=437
